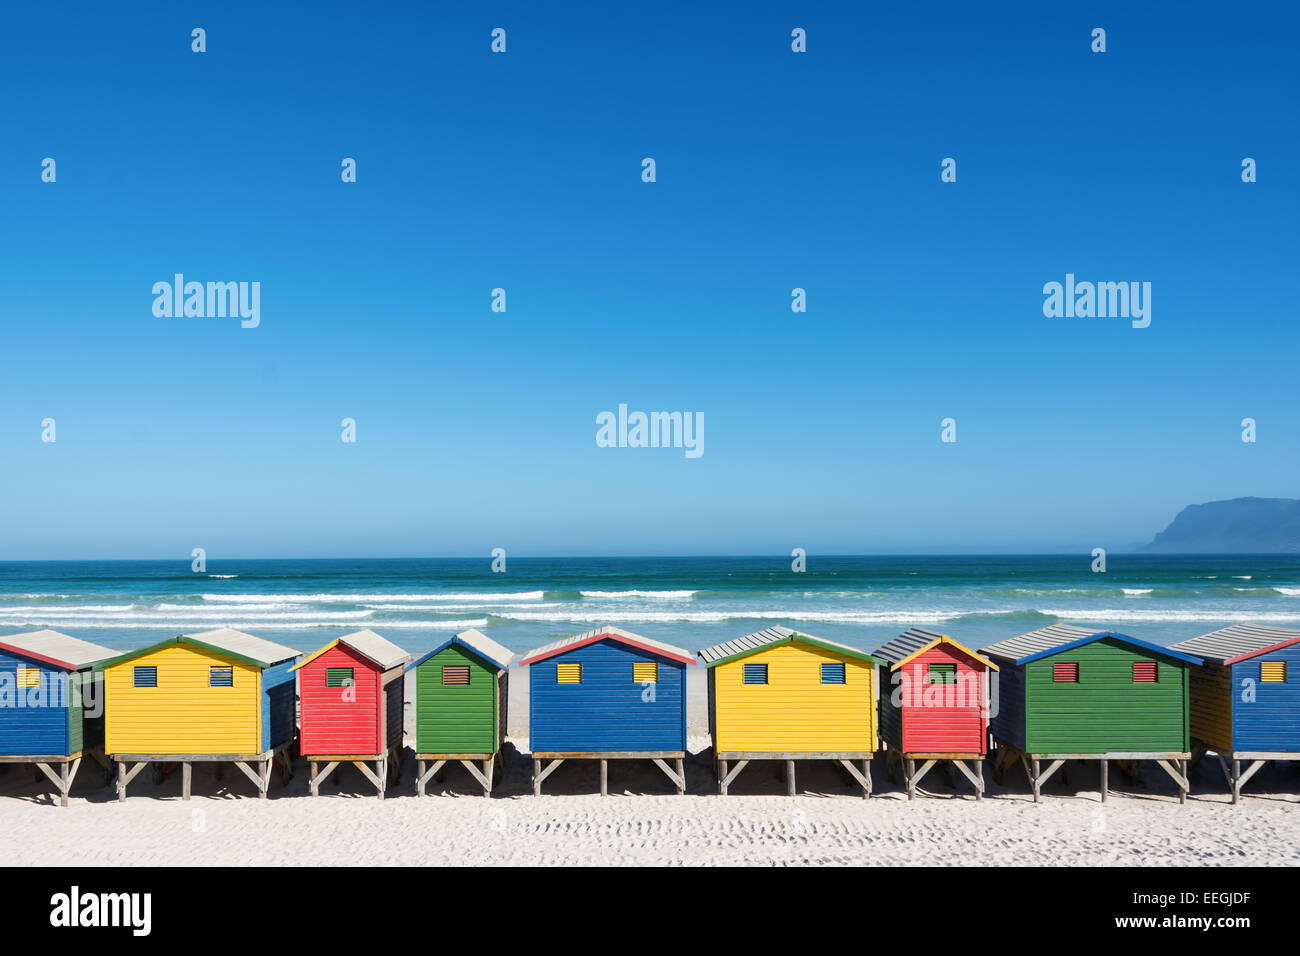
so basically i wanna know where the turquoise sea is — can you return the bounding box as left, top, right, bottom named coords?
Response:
left=3, top=555, right=1300, bottom=658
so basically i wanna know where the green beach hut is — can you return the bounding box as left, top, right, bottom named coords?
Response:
left=980, top=624, right=1202, bottom=803
left=410, top=628, right=514, bottom=796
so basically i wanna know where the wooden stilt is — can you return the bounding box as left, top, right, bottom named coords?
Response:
left=719, top=759, right=728, bottom=795
left=1032, top=757, right=1041, bottom=802
left=1100, top=759, right=1108, bottom=802
left=786, top=760, right=796, bottom=797
left=600, top=758, right=608, bottom=796
left=182, top=761, right=192, bottom=801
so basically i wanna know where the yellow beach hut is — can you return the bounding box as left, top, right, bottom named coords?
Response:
left=698, top=625, right=886, bottom=796
left=99, top=627, right=300, bottom=800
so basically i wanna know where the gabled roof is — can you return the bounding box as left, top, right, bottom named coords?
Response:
left=97, top=627, right=300, bottom=670
left=698, top=625, right=885, bottom=668
left=517, top=626, right=695, bottom=667
left=980, top=624, right=1201, bottom=666
left=409, top=628, right=515, bottom=671
left=0, top=629, right=117, bottom=671
left=1170, top=622, right=1300, bottom=665
left=874, top=626, right=998, bottom=671
left=290, top=629, right=410, bottom=673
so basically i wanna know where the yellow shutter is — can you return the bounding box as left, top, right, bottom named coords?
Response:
left=1261, top=661, right=1287, bottom=683
left=633, top=662, right=658, bottom=683
left=556, top=662, right=582, bottom=684
left=17, top=666, right=40, bottom=688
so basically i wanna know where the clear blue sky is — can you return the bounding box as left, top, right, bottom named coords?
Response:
left=1, top=2, right=1296, bottom=559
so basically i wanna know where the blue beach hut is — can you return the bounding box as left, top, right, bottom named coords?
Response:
left=0, top=629, right=116, bottom=806
left=1170, top=622, right=1300, bottom=802
left=518, top=625, right=694, bottom=795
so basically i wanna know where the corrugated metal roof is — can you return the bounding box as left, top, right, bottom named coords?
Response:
left=408, top=628, right=515, bottom=672
left=452, top=628, right=515, bottom=669
left=873, top=626, right=948, bottom=665
left=697, top=624, right=879, bottom=665
left=0, top=629, right=116, bottom=670
left=184, top=627, right=300, bottom=666
left=1170, top=622, right=1300, bottom=663
left=335, top=629, right=410, bottom=670
left=979, top=623, right=1106, bottom=663
left=980, top=624, right=1201, bottom=666
left=517, top=625, right=693, bottom=666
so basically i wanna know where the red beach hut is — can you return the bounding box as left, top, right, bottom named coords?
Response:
left=289, top=629, right=410, bottom=798
left=873, top=627, right=998, bottom=799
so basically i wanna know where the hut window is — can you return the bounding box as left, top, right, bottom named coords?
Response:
left=209, top=666, right=234, bottom=687
left=1132, top=661, right=1158, bottom=683
left=133, top=666, right=157, bottom=688
left=556, top=662, right=582, bottom=684
left=821, top=663, right=846, bottom=684
left=326, top=667, right=354, bottom=688
left=926, top=663, right=956, bottom=684
left=743, top=663, right=768, bottom=685
left=1052, top=662, right=1079, bottom=683
left=16, top=666, right=40, bottom=688
left=1261, top=661, right=1287, bottom=683
left=442, top=665, right=471, bottom=686
left=633, top=662, right=658, bottom=683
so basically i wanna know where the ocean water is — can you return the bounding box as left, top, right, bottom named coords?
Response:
left=2, top=555, right=1299, bottom=658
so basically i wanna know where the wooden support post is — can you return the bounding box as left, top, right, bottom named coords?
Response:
left=1100, top=759, right=1108, bottom=803
left=1032, top=757, right=1041, bottom=802
left=863, top=758, right=872, bottom=799
left=718, top=759, right=728, bottom=795
left=975, top=759, right=983, bottom=800
left=1179, top=760, right=1187, bottom=805
left=905, top=757, right=916, bottom=800
left=482, top=758, right=493, bottom=797
left=533, top=758, right=540, bottom=796
left=182, top=761, right=192, bottom=801
left=416, top=759, right=425, bottom=797
left=676, top=757, right=685, bottom=795
left=60, top=761, right=72, bottom=808
left=116, top=761, right=126, bottom=802
left=786, top=759, right=796, bottom=797
left=600, top=758, right=608, bottom=796
left=1232, top=758, right=1241, bottom=805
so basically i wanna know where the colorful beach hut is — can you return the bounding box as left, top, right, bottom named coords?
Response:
left=519, top=626, right=693, bottom=795
left=410, top=628, right=514, bottom=797
left=290, top=629, right=409, bottom=798
left=874, top=626, right=997, bottom=799
left=980, top=624, right=1201, bottom=803
left=1170, top=622, right=1300, bottom=803
left=99, top=627, right=300, bottom=800
left=0, top=630, right=116, bottom=806
left=698, top=625, right=883, bottom=797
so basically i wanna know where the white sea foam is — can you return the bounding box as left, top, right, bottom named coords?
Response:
left=1121, top=588, right=1153, bottom=596
left=0, top=617, right=488, bottom=630
left=1274, top=587, right=1300, bottom=596
left=579, top=590, right=698, bottom=599
left=1038, top=608, right=1300, bottom=623
left=489, top=608, right=960, bottom=625
left=207, top=575, right=239, bottom=579
left=200, top=591, right=544, bottom=604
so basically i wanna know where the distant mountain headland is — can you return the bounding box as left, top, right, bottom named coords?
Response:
left=1143, top=497, right=1300, bottom=553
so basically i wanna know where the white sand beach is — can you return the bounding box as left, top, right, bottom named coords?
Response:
left=1, top=670, right=1296, bottom=866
